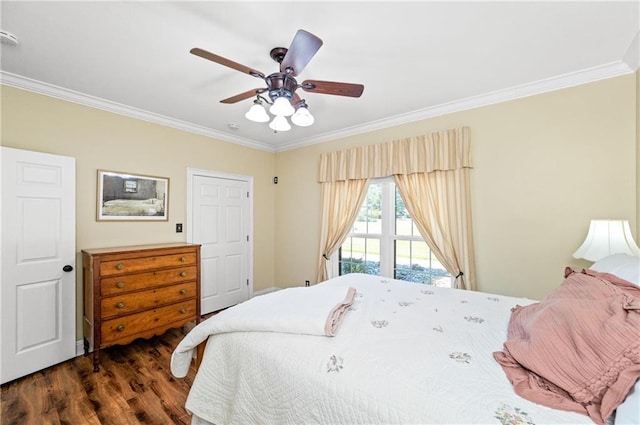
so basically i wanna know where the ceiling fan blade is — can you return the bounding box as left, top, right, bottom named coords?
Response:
left=280, top=30, right=323, bottom=76
left=301, top=80, right=364, bottom=97
left=220, top=88, right=266, bottom=104
left=190, top=47, right=265, bottom=79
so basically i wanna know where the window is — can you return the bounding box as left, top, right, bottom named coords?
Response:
left=337, top=178, right=452, bottom=287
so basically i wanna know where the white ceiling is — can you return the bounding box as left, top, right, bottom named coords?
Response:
left=1, top=1, right=638, bottom=152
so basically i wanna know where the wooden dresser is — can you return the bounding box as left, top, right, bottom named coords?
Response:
left=82, top=243, right=201, bottom=371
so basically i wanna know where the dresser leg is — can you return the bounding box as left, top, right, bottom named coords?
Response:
left=83, top=338, right=89, bottom=356
left=92, top=349, right=100, bottom=372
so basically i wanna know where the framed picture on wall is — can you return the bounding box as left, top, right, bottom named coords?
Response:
left=97, top=170, right=169, bottom=221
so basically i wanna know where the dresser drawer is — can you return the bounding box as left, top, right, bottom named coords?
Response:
left=101, top=300, right=196, bottom=345
left=101, top=282, right=196, bottom=318
left=83, top=243, right=201, bottom=371
left=99, top=252, right=197, bottom=276
left=100, top=266, right=197, bottom=296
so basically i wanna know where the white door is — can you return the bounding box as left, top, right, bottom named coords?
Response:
left=188, top=170, right=252, bottom=314
left=1, top=147, right=76, bottom=384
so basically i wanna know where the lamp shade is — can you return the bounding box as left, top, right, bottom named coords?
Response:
left=291, top=105, right=314, bottom=127
left=573, top=219, right=640, bottom=261
left=244, top=103, right=270, bottom=122
left=268, top=115, right=291, bottom=132
left=269, top=96, right=295, bottom=117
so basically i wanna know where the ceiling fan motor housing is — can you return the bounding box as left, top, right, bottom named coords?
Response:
left=267, top=73, right=297, bottom=102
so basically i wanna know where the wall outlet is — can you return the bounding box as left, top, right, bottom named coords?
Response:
left=176, top=223, right=183, bottom=233
left=305, top=280, right=310, bottom=287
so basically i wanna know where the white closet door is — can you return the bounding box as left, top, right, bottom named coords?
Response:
left=190, top=172, right=251, bottom=314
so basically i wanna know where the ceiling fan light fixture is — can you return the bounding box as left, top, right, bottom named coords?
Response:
left=269, top=115, right=291, bottom=132
left=269, top=96, right=295, bottom=117
left=291, top=104, right=314, bottom=127
left=245, top=100, right=270, bottom=122
left=191, top=29, right=363, bottom=134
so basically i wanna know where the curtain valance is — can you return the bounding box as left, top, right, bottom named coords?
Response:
left=318, top=127, right=471, bottom=183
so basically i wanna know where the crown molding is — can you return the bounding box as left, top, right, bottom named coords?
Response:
left=623, top=30, right=639, bottom=72
left=0, top=71, right=277, bottom=153
left=2, top=61, right=633, bottom=154
left=277, top=60, right=635, bottom=152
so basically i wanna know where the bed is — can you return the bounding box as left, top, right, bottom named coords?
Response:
left=101, top=198, right=164, bottom=216
left=171, top=254, right=640, bottom=425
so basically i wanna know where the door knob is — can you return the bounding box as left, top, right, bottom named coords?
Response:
left=63, top=265, right=73, bottom=272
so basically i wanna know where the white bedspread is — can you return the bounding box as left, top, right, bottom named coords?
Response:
left=171, top=284, right=356, bottom=378
left=181, top=274, right=595, bottom=424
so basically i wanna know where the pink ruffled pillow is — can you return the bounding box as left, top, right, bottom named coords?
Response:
left=494, top=269, right=640, bottom=424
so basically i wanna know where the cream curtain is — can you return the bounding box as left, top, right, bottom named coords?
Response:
left=394, top=169, right=475, bottom=290
left=318, top=128, right=471, bottom=183
left=316, top=178, right=370, bottom=282
left=317, top=126, right=474, bottom=290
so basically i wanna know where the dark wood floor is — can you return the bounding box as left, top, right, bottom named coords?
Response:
left=1, top=327, right=197, bottom=425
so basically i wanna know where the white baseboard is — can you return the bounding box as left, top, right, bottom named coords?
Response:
left=76, top=339, right=87, bottom=357
left=252, top=287, right=281, bottom=297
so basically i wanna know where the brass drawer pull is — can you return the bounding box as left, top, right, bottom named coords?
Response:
left=116, top=282, right=125, bottom=289
left=180, top=308, right=187, bottom=314
left=180, top=271, right=187, bottom=277
left=116, top=302, right=125, bottom=309
left=180, top=289, right=187, bottom=295
left=180, top=256, right=187, bottom=262
left=116, top=263, right=125, bottom=271
left=116, top=324, right=125, bottom=332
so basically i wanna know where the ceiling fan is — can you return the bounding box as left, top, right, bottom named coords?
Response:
left=190, top=29, right=364, bottom=131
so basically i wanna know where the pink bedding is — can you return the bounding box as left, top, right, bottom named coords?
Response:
left=494, top=268, right=640, bottom=424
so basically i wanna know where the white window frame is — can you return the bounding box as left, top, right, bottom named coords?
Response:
left=330, top=177, right=429, bottom=280
left=328, top=177, right=455, bottom=288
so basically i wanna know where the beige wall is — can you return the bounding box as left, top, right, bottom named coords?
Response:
left=2, top=73, right=637, bottom=338
left=1, top=86, right=277, bottom=339
left=275, top=74, right=638, bottom=300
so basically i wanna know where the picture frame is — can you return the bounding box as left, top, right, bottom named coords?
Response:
left=97, top=170, right=169, bottom=221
